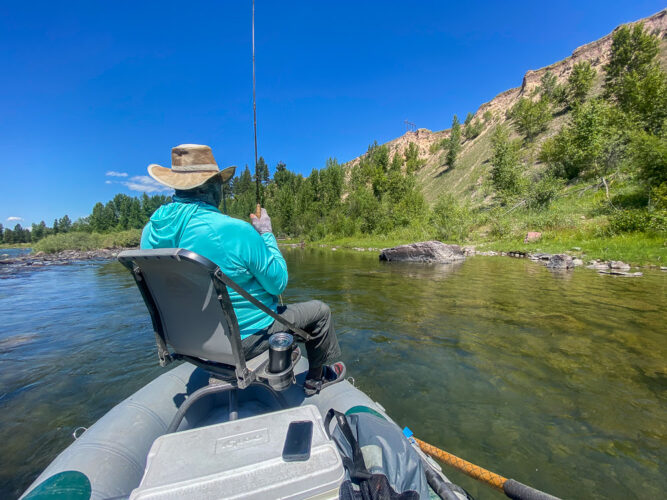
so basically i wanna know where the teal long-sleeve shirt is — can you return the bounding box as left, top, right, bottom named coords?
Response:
left=140, top=199, right=288, bottom=338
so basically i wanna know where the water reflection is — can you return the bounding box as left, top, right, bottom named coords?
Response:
left=0, top=249, right=665, bottom=499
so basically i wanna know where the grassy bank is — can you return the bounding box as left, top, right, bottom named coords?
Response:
left=311, top=231, right=665, bottom=266
left=306, top=183, right=667, bottom=266
left=32, top=229, right=141, bottom=254
left=0, top=243, right=32, bottom=249
left=27, top=208, right=666, bottom=265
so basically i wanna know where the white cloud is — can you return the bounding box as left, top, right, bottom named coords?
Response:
left=105, top=180, right=112, bottom=184
left=106, top=171, right=128, bottom=177
left=7, top=216, right=23, bottom=222
left=122, top=176, right=171, bottom=194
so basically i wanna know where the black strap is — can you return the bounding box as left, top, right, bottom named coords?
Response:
left=214, top=269, right=320, bottom=342
left=326, top=409, right=372, bottom=481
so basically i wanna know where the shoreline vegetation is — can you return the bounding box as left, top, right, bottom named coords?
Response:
left=3, top=22, right=665, bottom=268
left=1, top=228, right=663, bottom=269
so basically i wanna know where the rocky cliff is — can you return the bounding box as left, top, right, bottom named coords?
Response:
left=346, top=9, right=667, bottom=205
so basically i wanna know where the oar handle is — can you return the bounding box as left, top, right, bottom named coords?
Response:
left=414, top=438, right=562, bottom=500
left=255, top=204, right=261, bottom=218
left=503, top=479, right=561, bottom=500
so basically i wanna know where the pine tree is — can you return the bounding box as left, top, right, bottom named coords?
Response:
left=0, top=223, right=4, bottom=244
left=255, top=156, right=270, bottom=184
left=274, top=161, right=289, bottom=187
left=58, top=215, right=72, bottom=233
left=446, top=115, right=461, bottom=168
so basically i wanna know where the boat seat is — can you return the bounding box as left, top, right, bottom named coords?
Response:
left=118, top=248, right=299, bottom=431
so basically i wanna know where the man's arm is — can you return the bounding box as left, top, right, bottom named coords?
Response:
left=244, top=209, right=288, bottom=296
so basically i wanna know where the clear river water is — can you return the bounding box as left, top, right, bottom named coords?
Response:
left=0, top=247, right=665, bottom=499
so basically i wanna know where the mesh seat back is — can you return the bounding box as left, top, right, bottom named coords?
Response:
left=119, top=249, right=238, bottom=366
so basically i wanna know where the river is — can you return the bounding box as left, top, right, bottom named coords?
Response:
left=0, top=247, right=665, bottom=499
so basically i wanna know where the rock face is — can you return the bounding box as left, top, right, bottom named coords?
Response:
left=524, top=232, right=542, bottom=243
left=546, top=254, right=574, bottom=269
left=379, top=241, right=466, bottom=263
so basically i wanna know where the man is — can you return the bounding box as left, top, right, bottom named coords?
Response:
left=141, top=144, right=345, bottom=395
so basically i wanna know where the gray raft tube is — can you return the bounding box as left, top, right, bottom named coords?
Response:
left=21, top=358, right=398, bottom=500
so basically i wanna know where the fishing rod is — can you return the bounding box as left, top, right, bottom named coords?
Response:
left=404, top=430, right=562, bottom=500
left=252, top=0, right=261, bottom=219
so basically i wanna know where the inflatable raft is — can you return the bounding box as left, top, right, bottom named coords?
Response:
left=21, top=358, right=467, bottom=499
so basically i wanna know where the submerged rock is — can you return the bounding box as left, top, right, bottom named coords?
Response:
left=598, top=270, right=643, bottom=277
left=546, top=254, right=574, bottom=269
left=379, top=241, right=466, bottom=263
left=529, top=253, right=552, bottom=261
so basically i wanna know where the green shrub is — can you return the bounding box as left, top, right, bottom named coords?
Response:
left=430, top=195, right=475, bottom=242
left=508, top=96, right=552, bottom=141
left=491, top=125, right=525, bottom=200
left=33, top=232, right=103, bottom=253
left=566, top=61, right=596, bottom=105
left=33, top=229, right=141, bottom=254
left=101, top=229, right=142, bottom=248
left=527, top=174, right=564, bottom=208
left=608, top=209, right=667, bottom=233
left=463, top=112, right=484, bottom=141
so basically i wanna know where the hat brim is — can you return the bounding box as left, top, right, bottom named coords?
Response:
left=147, top=164, right=236, bottom=190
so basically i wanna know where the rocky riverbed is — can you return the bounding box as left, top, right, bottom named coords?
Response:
left=0, top=248, right=134, bottom=276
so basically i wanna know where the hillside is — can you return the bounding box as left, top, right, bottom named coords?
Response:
left=347, top=9, right=667, bottom=206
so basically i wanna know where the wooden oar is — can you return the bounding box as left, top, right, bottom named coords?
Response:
left=413, top=436, right=562, bottom=500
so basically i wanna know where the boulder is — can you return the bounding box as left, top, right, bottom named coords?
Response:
left=572, top=258, right=584, bottom=267
left=379, top=241, right=465, bottom=263
left=546, top=254, right=574, bottom=269
left=524, top=231, right=542, bottom=243
left=609, top=261, right=631, bottom=270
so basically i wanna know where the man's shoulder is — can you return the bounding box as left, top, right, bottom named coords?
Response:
left=197, top=211, right=254, bottom=234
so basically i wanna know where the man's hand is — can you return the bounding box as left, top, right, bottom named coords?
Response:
left=250, top=207, right=273, bottom=234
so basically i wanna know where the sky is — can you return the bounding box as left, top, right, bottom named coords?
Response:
left=1, top=0, right=664, bottom=227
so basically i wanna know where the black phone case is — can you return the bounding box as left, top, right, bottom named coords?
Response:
left=282, top=420, right=313, bottom=462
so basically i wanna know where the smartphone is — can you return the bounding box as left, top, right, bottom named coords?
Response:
left=282, top=420, right=313, bottom=462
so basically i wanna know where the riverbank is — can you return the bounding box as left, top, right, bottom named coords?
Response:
left=289, top=230, right=666, bottom=267
left=10, top=224, right=665, bottom=268
left=0, top=248, right=132, bottom=274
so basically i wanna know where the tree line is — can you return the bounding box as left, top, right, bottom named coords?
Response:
left=0, top=193, right=171, bottom=244
left=224, top=141, right=426, bottom=240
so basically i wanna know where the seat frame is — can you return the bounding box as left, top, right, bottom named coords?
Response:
left=118, top=248, right=300, bottom=430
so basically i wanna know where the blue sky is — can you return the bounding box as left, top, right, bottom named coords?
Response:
left=0, top=1, right=664, bottom=227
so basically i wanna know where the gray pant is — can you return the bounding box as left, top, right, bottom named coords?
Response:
left=241, top=300, right=341, bottom=370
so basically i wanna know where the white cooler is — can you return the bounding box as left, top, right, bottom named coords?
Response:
left=130, top=404, right=345, bottom=500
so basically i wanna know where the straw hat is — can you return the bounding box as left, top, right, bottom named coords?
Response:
left=147, top=144, right=236, bottom=190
